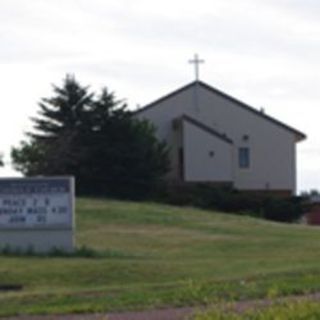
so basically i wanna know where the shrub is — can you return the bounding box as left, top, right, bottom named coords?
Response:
left=262, top=197, right=305, bottom=222
left=158, top=184, right=305, bottom=223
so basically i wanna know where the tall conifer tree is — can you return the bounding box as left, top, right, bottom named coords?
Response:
left=12, top=75, right=169, bottom=197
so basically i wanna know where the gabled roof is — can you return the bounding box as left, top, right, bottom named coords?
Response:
left=135, top=81, right=306, bottom=142
left=180, top=115, right=233, bottom=145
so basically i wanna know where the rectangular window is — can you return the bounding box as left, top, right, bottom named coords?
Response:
left=239, top=147, right=250, bottom=168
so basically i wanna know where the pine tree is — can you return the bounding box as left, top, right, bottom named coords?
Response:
left=31, top=74, right=93, bottom=139
left=11, top=75, right=169, bottom=198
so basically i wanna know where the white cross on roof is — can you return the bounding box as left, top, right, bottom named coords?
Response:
left=188, top=53, right=205, bottom=81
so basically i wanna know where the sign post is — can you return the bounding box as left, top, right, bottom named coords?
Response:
left=0, top=177, right=75, bottom=253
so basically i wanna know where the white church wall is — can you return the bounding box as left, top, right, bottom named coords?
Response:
left=136, top=88, right=197, bottom=180
left=195, top=86, right=297, bottom=193
left=183, top=120, right=233, bottom=182
left=136, top=83, right=298, bottom=193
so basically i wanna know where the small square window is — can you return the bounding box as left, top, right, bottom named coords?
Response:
left=239, top=147, right=250, bottom=168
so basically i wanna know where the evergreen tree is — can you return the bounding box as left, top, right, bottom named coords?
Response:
left=13, top=74, right=93, bottom=175
left=81, top=89, right=169, bottom=197
left=31, top=74, right=93, bottom=140
left=11, top=75, right=169, bottom=198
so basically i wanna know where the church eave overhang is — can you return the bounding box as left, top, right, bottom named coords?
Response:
left=180, top=115, right=233, bottom=145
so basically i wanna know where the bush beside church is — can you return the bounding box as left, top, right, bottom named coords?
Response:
left=156, top=183, right=305, bottom=223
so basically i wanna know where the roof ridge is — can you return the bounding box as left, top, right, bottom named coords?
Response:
left=134, top=81, right=197, bottom=115
left=197, top=81, right=306, bottom=141
left=135, top=80, right=306, bottom=142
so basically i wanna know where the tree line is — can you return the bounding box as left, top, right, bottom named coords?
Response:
left=11, top=75, right=170, bottom=198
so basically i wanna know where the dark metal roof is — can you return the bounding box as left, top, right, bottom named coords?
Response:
left=181, top=115, right=233, bottom=145
left=135, top=81, right=306, bottom=142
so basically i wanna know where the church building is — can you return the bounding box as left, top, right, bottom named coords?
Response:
left=136, top=58, right=306, bottom=196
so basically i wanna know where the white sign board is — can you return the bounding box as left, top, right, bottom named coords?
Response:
left=0, top=177, right=74, bottom=230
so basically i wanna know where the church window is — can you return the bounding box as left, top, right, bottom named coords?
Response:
left=239, top=147, right=250, bottom=168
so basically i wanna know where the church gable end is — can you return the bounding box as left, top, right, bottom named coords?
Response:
left=198, top=81, right=306, bottom=142
left=136, top=81, right=306, bottom=142
left=136, top=80, right=306, bottom=194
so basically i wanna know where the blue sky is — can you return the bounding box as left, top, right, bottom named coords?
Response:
left=1, top=0, right=319, bottom=192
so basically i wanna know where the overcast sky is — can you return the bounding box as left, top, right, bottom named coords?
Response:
left=1, top=0, right=319, bottom=192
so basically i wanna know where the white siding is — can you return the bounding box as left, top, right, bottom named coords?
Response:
left=183, top=120, right=233, bottom=182
left=136, top=83, right=300, bottom=193
left=195, top=86, right=297, bottom=192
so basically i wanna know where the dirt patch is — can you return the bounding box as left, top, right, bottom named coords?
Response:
left=108, top=307, right=195, bottom=320
left=4, top=292, right=320, bottom=320
left=2, top=308, right=195, bottom=320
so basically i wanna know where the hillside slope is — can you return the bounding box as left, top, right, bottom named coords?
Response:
left=0, top=198, right=320, bottom=316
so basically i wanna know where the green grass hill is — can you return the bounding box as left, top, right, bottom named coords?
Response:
left=0, top=198, right=320, bottom=317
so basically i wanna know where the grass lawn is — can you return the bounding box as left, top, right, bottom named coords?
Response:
left=195, top=300, right=320, bottom=320
left=0, top=198, right=320, bottom=316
